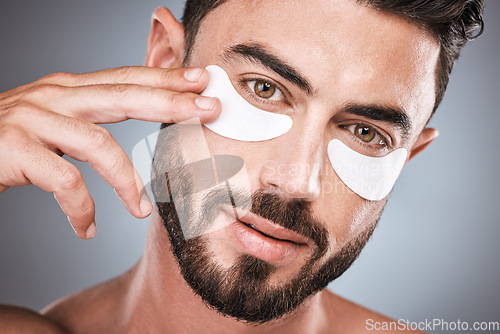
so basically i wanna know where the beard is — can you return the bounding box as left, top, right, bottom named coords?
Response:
left=152, top=123, right=378, bottom=324
left=155, top=189, right=376, bottom=324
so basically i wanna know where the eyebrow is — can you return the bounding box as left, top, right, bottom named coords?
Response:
left=222, top=43, right=314, bottom=96
left=342, top=103, right=412, bottom=139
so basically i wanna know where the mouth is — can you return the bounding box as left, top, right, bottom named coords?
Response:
left=241, top=222, right=287, bottom=242
left=222, top=206, right=311, bottom=265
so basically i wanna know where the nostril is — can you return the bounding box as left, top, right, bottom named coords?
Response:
left=260, top=178, right=280, bottom=193
left=261, top=174, right=319, bottom=201
left=282, top=179, right=318, bottom=200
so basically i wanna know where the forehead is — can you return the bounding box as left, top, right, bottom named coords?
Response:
left=192, top=0, right=440, bottom=136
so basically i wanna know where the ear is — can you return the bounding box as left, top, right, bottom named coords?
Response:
left=407, top=127, right=439, bottom=161
left=145, top=7, right=185, bottom=68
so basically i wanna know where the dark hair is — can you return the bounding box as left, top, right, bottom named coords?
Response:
left=182, top=0, right=228, bottom=65
left=181, top=0, right=484, bottom=115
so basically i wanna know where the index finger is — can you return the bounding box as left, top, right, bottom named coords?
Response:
left=37, top=66, right=211, bottom=93
left=24, top=83, right=222, bottom=124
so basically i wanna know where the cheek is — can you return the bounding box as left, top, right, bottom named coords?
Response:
left=310, top=180, right=385, bottom=252
left=203, top=127, right=386, bottom=251
left=202, top=128, right=270, bottom=186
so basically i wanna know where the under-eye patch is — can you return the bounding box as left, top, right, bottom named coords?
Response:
left=202, top=65, right=293, bottom=141
left=327, top=139, right=408, bottom=201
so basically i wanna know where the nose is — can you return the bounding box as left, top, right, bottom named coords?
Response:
left=259, top=130, right=323, bottom=201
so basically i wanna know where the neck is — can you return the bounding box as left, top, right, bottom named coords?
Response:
left=121, top=210, right=328, bottom=333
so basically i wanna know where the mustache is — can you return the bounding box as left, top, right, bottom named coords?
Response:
left=202, top=187, right=330, bottom=255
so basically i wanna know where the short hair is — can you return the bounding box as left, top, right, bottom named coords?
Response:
left=181, top=0, right=484, bottom=115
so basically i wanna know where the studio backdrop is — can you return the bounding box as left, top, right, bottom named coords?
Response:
left=0, top=0, right=499, bottom=330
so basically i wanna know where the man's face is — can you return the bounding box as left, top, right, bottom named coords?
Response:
left=154, top=0, right=439, bottom=324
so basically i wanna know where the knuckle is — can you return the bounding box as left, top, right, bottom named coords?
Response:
left=22, top=83, right=61, bottom=99
left=1, top=101, right=37, bottom=120
left=58, top=165, right=83, bottom=190
left=75, top=201, right=95, bottom=220
left=0, top=103, right=16, bottom=119
left=165, top=91, right=182, bottom=108
left=39, top=71, right=74, bottom=84
left=115, top=66, right=136, bottom=82
left=67, top=205, right=94, bottom=228
left=109, top=84, right=132, bottom=101
left=88, top=126, right=112, bottom=151
left=0, top=125, right=24, bottom=147
left=144, top=86, right=159, bottom=101
left=108, top=153, right=126, bottom=173
left=13, top=136, right=34, bottom=154
left=0, top=97, right=39, bottom=119
left=159, top=69, right=174, bottom=86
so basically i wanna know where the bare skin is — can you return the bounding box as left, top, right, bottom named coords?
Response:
left=36, top=212, right=421, bottom=334
left=0, top=0, right=440, bottom=332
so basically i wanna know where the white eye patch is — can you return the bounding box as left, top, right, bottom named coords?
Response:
left=201, top=65, right=293, bottom=141
left=327, top=139, right=408, bottom=201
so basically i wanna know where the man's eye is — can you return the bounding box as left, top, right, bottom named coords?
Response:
left=246, top=80, right=284, bottom=101
left=355, top=125, right=376, bottom=142
left=255, top=80, right=275, bottom=98
left=346, top=124, right=387, bottom=147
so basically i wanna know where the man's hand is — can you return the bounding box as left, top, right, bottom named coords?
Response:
left=0, top=66, right=220, bottom=239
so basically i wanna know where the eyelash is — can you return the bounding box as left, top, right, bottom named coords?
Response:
left=341, top=123, right=391, bottom=150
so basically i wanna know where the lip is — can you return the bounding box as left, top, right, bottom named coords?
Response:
left=221, top=206, right=311, bottom=265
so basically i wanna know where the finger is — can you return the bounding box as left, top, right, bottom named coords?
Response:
left=6, top=106, right=152, bottom=218
left=0, top=129, right=96, bottom=239
left=134, top=168, right=152, bottom=217
left=21, top=83, right=221, bottom=124
left=36, top=67, right=210, bottom=93
left=0, top=184, right=9, bottom=193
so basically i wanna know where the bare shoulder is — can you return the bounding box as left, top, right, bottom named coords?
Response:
left=321, top=290, right=426, bottom=334
left=0, top=305, right=67, bottom=334
left=41, top=276, right=126, bottom=334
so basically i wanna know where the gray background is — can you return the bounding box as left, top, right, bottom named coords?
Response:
left=0, top=0, right=498, bottom=330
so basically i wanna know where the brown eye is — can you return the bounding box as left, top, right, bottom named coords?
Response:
left=354, top=125, right=376, bottom=143
left=254, top=80, right=276, bottom=99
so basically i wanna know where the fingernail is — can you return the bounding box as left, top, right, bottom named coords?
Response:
left=86, top=222, right=97, bottom=239
left=184, top=68, right=204, bottom=83
left=195, top=97, right=217, bottom=111
left=140, top=191, right=153, bottom=216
